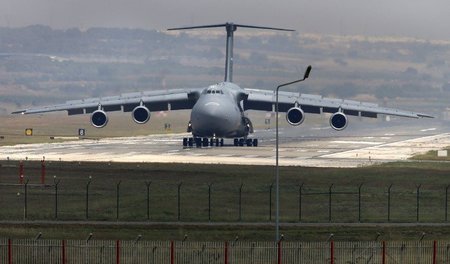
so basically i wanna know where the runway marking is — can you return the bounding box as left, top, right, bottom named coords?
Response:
left=164, top=152, right=180, bottom=156
left=421, top=128, right=437, bottom=132
left=311, top=127, right=331, bottom=130
left=331, top=141, right=384, bottom=145
left=189, top=153, right=206, bottom=156
left=243, top=155, right=259, bottom=158
left=317, top=150, right=330, bottom=153
left=216, top=154, right=233, bottom=157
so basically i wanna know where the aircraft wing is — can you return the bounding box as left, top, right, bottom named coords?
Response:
left=243, top=88, right=433, bottom=119
left=12, top=88, right=204, bottom=115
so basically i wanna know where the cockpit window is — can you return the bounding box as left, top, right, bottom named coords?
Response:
left=205, top=88, right=223, bottom=95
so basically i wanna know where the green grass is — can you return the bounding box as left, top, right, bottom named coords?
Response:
left=2, top=161, right=450, bottom=241
left=410, top=148, right=450, bottom=161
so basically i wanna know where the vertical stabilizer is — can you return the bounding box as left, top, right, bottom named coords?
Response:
left=168, top=22, right=294, bottom=83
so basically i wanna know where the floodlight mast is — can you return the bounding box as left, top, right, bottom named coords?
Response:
left=275, top=65, right=311, bottom=241
left=168, top=22, right=295, bottom=83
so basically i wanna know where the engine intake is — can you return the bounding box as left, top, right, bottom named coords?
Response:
left=132, top=106, right=151, bottom=124
left=91, top=110, right=108, bottom=128
left=330, top=112, right=348, bottom=131
left=286, top=107, right=305, bottom=126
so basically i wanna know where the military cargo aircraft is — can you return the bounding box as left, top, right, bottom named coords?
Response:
left=13, top=23, right=433, bottom=147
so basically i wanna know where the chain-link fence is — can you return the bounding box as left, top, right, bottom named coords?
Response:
left=2, top=179, right=450, bottom=223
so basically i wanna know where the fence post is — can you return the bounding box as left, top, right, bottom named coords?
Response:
left=277, top=240, right=282, bottom=264
left=54, top=176, right=60, bottom=220
left=433, top=240, right=437, bottom=264
left=382, top=240, right=386, bottom=264
left=387, top=184, right=393, bottom=222
left=177, top=182, right=182, bottom=221
left=62, top=240, right=66, bottom=264
left=116, top=181, right=121, bottom=220
left=239, top=183, right=243, bottom=221
left=8, top=238, right=12, bottom=264
left=224, top=241, right=228, bottom=264
left=358, top=183, right=363, bottom=222
left=416, top=184, right=422, bottom=222
left=269, top=182, right=273, bottom=221
left=116, top=240, right=120, bottom=264
left=330, top=240, right=334, bottom=264
left=24, top=179, right=29, bottom=220
left=19, top=161, right=24, bottom=184
left=41, top=159, right=46, bottom=185
left=446, top=185, right=450, bottom=222
left=328, top=184, right=333, bottom=222
left=146, top=181, right=151, bottom=221
left=170, top=240, right=174, bottom=264
left=86, top=176, right=92, bottom=220
left=299, top=183, right=304, bottom=222
left=208, top=183, right=212, bottom=221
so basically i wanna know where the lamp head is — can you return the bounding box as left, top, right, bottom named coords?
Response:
left=303, top=65, right=312, bottom=79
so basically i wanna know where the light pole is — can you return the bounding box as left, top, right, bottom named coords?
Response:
left=275, top=65, right=311, bottom=241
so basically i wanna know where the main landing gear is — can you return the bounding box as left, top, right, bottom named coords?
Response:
left=183, top=137, right=224, bottom=148
left=182, top=137, right=258, bottom=147
left=233, top=138, right=258, bottom=147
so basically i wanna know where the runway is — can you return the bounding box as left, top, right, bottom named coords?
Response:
left=1, top=119, right=449, bottom=167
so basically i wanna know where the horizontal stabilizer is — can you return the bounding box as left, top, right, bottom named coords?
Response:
left=168, top=22, right=294, bottom=32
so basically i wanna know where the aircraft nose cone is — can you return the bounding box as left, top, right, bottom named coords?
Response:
left=191, top=99, right=239, bottom=137
left=198, top=102, right=228, bottom=126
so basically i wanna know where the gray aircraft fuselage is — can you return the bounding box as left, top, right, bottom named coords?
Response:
left=190, top=82, right=249, bottom=138
left=167, top=23, right=292, bottom=140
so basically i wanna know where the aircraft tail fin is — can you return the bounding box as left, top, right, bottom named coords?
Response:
left=168, top=22, right=294, bottom=82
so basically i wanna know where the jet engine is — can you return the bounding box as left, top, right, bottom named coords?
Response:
left=330, top=112, right=348, bottom=131
left=91, top=110, right=108, bottom=128
left=132, top=105, right=151, bottom=124
left=286, top=107, right=305, bottom=126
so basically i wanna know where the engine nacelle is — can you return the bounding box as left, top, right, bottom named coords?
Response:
left=286, top=107, right=305, bottom=126
left=91, top=110, right=108, bottom=128
left=330, top=112, right=348, bottom=131
left=132, top=105, right=151, bottom=124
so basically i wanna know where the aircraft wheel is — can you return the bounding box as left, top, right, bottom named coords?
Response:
left=215, top=138, right=219, bottom=146
left=202, top=137, right=209, bottom=147
left=234, top=138, right=239, bottom=146
left=188, top=138, right=193, bottom=147
left=220, top=139, right=224, bottom=146
left=183, top=138, right=188, bottom=147
left=195, top=137, right=202, bottom=148
left=239, top=138, right=244, bottom=147
left=246, top=139, right=252, bottom=147
left=253, top=138, right=258, bottom=147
